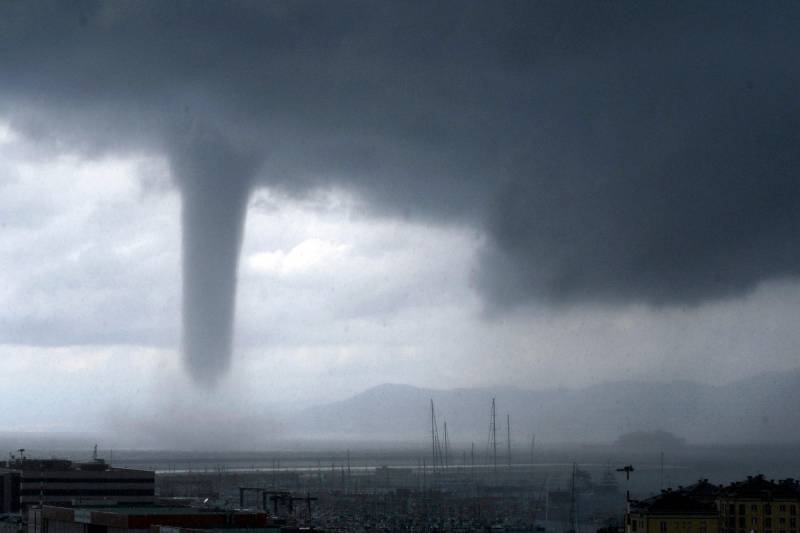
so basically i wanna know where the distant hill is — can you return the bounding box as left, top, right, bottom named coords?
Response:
left=293, top=368, right=800, bottom=445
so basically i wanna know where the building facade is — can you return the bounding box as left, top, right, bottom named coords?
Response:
left=33, top=505, right=269, bottom=533
left=627, top=490, right=720, bottom=533
left=0, top=458, right=154, bottom=513
left=627, top=476, right=800, bottom=533
left=718, top=476, right=800, bottom=533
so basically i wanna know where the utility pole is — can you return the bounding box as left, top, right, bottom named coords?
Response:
left=659, top=451, right=664, bottom=491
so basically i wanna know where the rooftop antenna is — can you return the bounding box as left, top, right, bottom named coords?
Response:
left=660, top=451, right=664, bottom=491
left=92, top=444, right=98, bottom=461
left=617, top=465, right=635, bottom=503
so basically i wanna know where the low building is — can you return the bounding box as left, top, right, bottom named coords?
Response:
left=718, top=476, right=800, bottom=533
left=32, top=505, right=270, bottom=533
left=627, top=490, right=720, bottom=533
left=1, top=470, right=21, bottom=515
left=0, top=457, right=154, bottom=513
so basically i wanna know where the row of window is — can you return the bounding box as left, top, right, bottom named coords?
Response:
left=726, top=529, right=797, bottom=533
left=727, top=515, right=799, bottom=526
left=19, top=489, right=155, bottom=496
left=722, top=503, right=798, bottom=516
left=19, top=477, right=154, bottom=484
left=629, top=519, right=709, bottom=533
left=658, top=521, right=708, bottom=533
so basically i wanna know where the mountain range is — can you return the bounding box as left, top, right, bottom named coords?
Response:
left=294, top=368, right=800, bottom=445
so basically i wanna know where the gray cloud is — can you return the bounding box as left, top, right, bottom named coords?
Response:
left=1, top=1, right=798, bottom=380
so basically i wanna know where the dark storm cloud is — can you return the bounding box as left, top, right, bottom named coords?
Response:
left=1, top=1, right=799, bottom=377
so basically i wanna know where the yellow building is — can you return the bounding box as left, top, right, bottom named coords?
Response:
left=627, top=490, right=720, bottom=533
left=718, top=476, right=800, bottom=533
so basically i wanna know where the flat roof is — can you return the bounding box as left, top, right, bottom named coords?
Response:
left=69, top=507, right=259, bottom=515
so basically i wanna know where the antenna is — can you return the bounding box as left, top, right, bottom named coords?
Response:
left=616, top=465, right=635, bottom=502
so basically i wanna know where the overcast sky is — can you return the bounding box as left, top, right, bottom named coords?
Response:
left=0, top=2, right=799, bottom=442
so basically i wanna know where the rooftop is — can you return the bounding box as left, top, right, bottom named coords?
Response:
left=721, top=475, right=800, bottom=500
left=631, top=490, right=718, bottom=515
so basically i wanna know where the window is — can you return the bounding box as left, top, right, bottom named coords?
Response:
left=741, top=505, right=747, bottom=515
left=633, top=520, right=638, bottom=532
left=790, top=518, right=796, bottom=528
left=755, top=505, right=760, bottom=512
left=780, top=518, right=786, bottom=525
left=791, top=507, right=797, bottom=517
left=661, top=521, right=668, bottom=533
left=767, top=505, right=773, bottom=516
left=741, top=518, right=747, bottom=528
left=766, top=518, right=773, bottom=527
left=781, top=506, right=787, bottom=513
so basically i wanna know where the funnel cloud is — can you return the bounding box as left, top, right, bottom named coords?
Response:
left=171, top=131, right=258, bottom=384
left=0, top=2, right=799, bottom=383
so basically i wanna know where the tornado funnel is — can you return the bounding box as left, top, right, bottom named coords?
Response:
left=173, top=137, right=255, bottom=386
